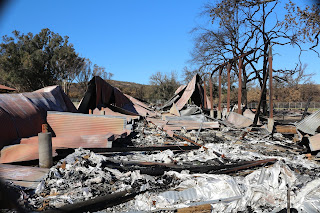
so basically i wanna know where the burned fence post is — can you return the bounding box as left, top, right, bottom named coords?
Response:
left=38, top=124, right=53, bottom=168
left=267, top=45, right=274, bottom=132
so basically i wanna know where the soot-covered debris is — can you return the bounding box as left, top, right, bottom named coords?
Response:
left=25, top=148, right=180, bottom=211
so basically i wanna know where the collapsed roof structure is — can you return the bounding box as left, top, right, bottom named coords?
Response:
left=161, top=74, right=211, bottom=111
left=1, top=75, right=320, bottom=212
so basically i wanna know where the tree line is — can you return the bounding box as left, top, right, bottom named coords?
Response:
left=0, top=28, right=113, bottom=95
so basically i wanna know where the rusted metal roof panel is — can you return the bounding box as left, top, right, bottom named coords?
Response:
left=0, top=133, right=116, bottom=164
left=0, top=164, right=48, bottom=189
left=174, top=85, right=187, bottom=95
left=78, top=76, right=152, bottom=116
left=0, top=86, right=77, bottom=149
left=20, top=133, right=114, bottom=148
left=176, top=75, right=197, bottom=110
left=0, top=144, right=57, bottom=163
left=47, top=111, right=126, bottom=136
left=164, top=74, right=210, bottom=111
left=296, top=109, right=320, bottom=135
left=0, top=93, right=44, bottom=147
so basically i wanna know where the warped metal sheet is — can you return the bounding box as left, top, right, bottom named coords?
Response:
left=308, top=133, right=320, bottom=151
left=78, top=76, right=154, bottom=116
left=227, top=112, right=253, bottom=128
left=47, top=111, right=126, bottom=135
left=296, top=109, right=320, bottom=135
left=0, top=164, right=48, bottom=189
left=0, top=144, right=57, bottom=163
left=0, top=133, right=115, bottom=164
left=163, top=74, right=211, bottom=111
left=0, top=86, right=76, bottom=149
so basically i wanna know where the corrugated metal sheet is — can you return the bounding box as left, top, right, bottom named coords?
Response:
left=0, top=86, right=76, bottom=149
left=0, top=164, right=48, bottom=189
left=20, top=133, right=115, bottom=148
left=163, top=74, right=211, bottom=111
left=47, top=111, right=126, bottom=135
left=0, top=133, right=116, bottom=164
left=296, top=109, right=320, bottom=135
left=78, top=76, right=154, bottom=116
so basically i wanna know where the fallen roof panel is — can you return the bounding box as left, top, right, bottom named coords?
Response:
left=0, top=86, right=76, bottom=149
left=0, top=164, right=48, bottom=189
left=296, top=109, right=320, bottom=135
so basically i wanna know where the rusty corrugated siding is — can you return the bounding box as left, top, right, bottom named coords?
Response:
left=296, top=109, right=320, bottom=135
left=21, top=133, right=115, bottom=148
left=47, top=111, right=126, bottom=136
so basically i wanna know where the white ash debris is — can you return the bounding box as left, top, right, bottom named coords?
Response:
left=26, top=148, right=179, bottom=211
left=132, top=122, right=168, bottom=147
left=103, top=162, right=320, bottom=212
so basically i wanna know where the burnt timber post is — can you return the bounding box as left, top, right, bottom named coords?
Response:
left=227, top=62, right=231, bottom=114
left=268, top=45, right=274, bottom=132
left=217, top=66, right=223, bottom=119
left=209, top=76, right=214, bottom=118
left=203, top=77, right=208, bottom=109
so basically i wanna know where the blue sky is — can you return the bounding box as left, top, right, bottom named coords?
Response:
left=0, top=0, right=319, bottom=85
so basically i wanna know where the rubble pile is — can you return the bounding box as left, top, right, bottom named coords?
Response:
left=25, top=148, right=180, bottom=211
left=2, top=75, right=320, bottom=212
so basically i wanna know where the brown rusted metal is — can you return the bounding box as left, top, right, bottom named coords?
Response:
left=0, top=84, right=16, bottom=92
left=210, top=49, right=256, bottom=77
left=218, top=67, right=222, bottom=112
left=227, top=63, right=231, bottom=112
left=269, top=45, right=273, bottom=119
left=203, top=77, right=207, bottom=109
left=0, top=86, right=76, bottom=149
left=209, top=77, right=213, bottom=112
left=42, top=124, right=48, bottom=133
left=238, top=57, right=243, bottom=114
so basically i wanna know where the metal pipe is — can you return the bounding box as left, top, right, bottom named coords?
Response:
left=269, top=45, right=273, bottom=118
left=38, top=132, right=53, bottom=168
left=227, top=63, right=231, bottom=112
left=238, top=57, right=243, bottom=114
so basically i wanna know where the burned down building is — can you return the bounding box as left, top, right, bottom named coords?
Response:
left=1, top=75, right=320, bottom=212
